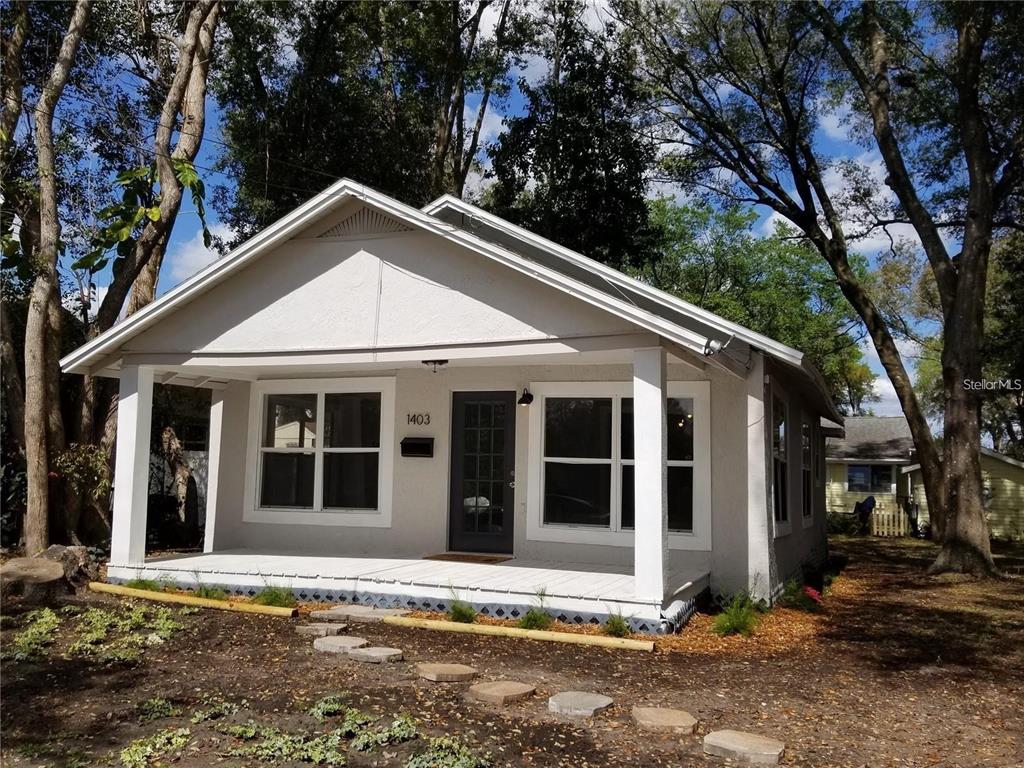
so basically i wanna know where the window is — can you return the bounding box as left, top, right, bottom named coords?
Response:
left=847, top=464, right=893, bottom=493
left=772, top=394, right=788, bottom=525
left=529, top=382, right=710, bottom=550
left=801, top=418, right=813, bottom=519
left=246, top=379, right=394, bottom=526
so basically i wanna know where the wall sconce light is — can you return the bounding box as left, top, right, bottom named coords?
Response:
left=422, top=359, right=448, bottom=373
left=517, top=387, right=534, bottom=406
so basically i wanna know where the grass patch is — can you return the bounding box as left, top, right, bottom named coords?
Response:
left=407, top=736, right=491, bottom=768
left=350, top=714, right=418, bottom=752
left=193, top=584, right=229, bottom=601
left=447, top=600, right=476, bottom=624
left=122, top=578, right=168, bottom=593
left=603, top=612, right=631, bottom=638
left=119, top=727, right=190, bottom=768
left=137, top=698, right=182, bottom=723
left=1, top=608, right=61, bottom=661
left=251, top=586, right=297, bottom=608
left=712, top=591, right=761, bottom=637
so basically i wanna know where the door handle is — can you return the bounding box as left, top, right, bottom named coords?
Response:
left=508, top=481, right=516, bottom=489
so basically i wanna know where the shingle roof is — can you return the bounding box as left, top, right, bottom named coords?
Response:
left=825, top=416, right=914, bottom=461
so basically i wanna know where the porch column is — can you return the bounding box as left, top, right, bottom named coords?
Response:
left=633, top=346, right=668, bottom=602
left=203, top=389, right=225, bottom=553
left=110, top=364, right=154, bottom=565
left=746, top=353, right=773, bottom=599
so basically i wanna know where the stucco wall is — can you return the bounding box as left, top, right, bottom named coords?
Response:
left=910, top=454, right=1024, bottom=540
left=203, top=361, right=760, bottom=594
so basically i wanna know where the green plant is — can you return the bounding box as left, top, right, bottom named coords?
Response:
left=826, top=511, right=861, bottom=536
left=351, top=715, right=418, bottom=752
left=307, top=695, right=349, bottom=722
left=602, top=612, right=631, bottom=638
left=712, top=591, right=761, bottom=637
left=190, top=698, right=239, bottom=723
left=447, top=600, right=476, bottom=624
left=119, top=727, right=191, bottom=768
left=407, top=736, right=491, bottom=768
left=193, top=584, right=229, bottom=601
left=215, top=721, right=280, bottom=741
left=2, top=608, right=60, bottom=661
left=179, top=605, right=201, bottom=615
left=53, top=443, right=111, bottom=501
left=147, top=606, right=183, bottom=639
left=227, top=729, right=348, bottom=765
left=138, top=698, right=182, bottom=723
left=778, top=578, right=824, bottom=612
left=517, top=607, right=551, bottom=630
left=123, top=578, right=167, bottom=593
left=251, top=586, right=297, bottom=608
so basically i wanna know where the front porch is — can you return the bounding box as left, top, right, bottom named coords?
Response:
left=107, top=550, right=710, bottom=631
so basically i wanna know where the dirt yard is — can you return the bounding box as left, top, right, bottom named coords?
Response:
left=2, top=536, right=1022, bottom=768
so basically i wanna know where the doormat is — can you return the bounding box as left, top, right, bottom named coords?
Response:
left=423, top=553, right=513, bottom=564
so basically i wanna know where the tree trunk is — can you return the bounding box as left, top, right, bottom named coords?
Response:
left=23, top=0, right=91, bottom=554
left=0, top=299, right=25, bottom=452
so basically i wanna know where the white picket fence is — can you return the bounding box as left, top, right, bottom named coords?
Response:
left=871, top=508, right=909, bottom=537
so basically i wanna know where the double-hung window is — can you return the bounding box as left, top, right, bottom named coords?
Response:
left=246, top=379, right=394, bottom=526
left=528, top=382, right=710, bottom=551
left=847, top=464, right=893, bottom=494
left=772, top=393, right=789, bottom=531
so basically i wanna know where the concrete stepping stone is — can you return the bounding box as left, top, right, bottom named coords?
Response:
left=632, top=706, right=697, bottom=734
left=468, top=681, right=535, bottom=705
left=416, top=663, right=478, bottom=682
left=348, top=646, right=403, bottom=663
left=342, top=605, right=410, bottom=623
left=548, top=691, right=613, bottom=717
left=312, top=635, right=368, bottom=653
left=703, top=730, right=785, bottom=765
left=296, top=623, right=347, bottom=637
left=309, top=608, right=351, bottom=622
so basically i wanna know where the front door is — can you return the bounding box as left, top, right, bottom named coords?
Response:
left=449, top=391, right=516, bottom=553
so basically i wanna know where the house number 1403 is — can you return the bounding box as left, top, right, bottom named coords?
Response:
left=407, top=413, right=431, bottom=425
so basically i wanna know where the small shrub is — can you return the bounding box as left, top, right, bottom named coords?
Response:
left=778, top=578, right=823, bottom=612
left=123, top=579, right=166, bottom=593
left=351, top=714, right=418, bottom=751
left=251, top=586, right=297, bottom=608
left=138, top=698, right=182, bottom=723
left=407, top=736, right=491, bottom=768
left=307, top=694, right=348, bottom=722
left=119, top=727, right=190, bottom=768
left=193, top=584, right=229, bottom=601
left=603, top=612, right=631, bottom=638
left=826, top=511, right=860, bottom=536
left=2, top=608, right=61, bottom=661
left=712, top=591, right=760, bottom=637
left=517, top=607, right=551, bottom=630
left=447, top=600, right=476, bottom=624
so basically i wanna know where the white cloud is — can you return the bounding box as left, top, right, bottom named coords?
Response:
left=163, top=222, right=234, bottom=286
left=818, top=102, right=852, bottom=142
left=858, top=336, right=920, bottom=416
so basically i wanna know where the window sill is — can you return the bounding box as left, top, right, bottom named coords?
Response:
left=244, top=508, right=391, bottom=527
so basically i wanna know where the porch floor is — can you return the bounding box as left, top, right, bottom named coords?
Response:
left=107, top=550, right=709, bottom=630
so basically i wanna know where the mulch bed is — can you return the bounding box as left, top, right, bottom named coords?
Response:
left=2, top=536, right=1022, bottom=767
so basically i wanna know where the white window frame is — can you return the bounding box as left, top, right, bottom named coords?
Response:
left=243, top=377, right=395, bottom=527
left=771, top=385, right=792, bottom=538
left=525, top=381, right=711, bottom=551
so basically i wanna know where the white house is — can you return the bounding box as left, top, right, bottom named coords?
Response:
left=61, top=180, right=840, bottom=632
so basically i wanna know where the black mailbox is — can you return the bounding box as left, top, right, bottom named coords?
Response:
left=400, top=437, right=434, bottom=457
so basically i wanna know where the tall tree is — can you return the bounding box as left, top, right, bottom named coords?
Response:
left=617, top=0, right=1022, bottom=574
left=485, top=0, right=656, bottom=269
left=22, top=0, right=91, bottom=554
left=640, top=200, right=877, bottom=413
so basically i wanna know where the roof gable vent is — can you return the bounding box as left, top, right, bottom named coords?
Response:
left=317, top=206, right=413, bottom=238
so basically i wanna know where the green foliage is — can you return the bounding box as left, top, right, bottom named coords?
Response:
left=712, top=592, right=761, bottom=637
left=251, top=586, right=297, bottom=607
left=227, top=729, right=348, bottom=765
left=66, top=603, right=182, bottom=660
left=53, top=443, right=112, bottom=501
left=517, top=608, right=552, bottom=631
left=137, top=698, right=182, bottom=723
left=215, top=721, right=280, bottom=741
left=119, top=727, right=191, bottom=768
left=193, top=584, right=229, bottom=601
left=827, top=511, right=861, bottom=536
left=179, top=605, right=201, bottom=615
left=2, top=608, right=61, bottom=661
left=447, top=600, right=476, bottom=624
left=407, top=736, right=491, bottom=768
left=602, top=612, right=631, bottom=638
left=306, top=695, right=349, bottom=722
left=190, top=698, right=239, bottom=723
left=123, top=578, right=167, bottom=593
left=350, top=714, right=418, bottom=752
left=778, top=579, right=823, bottom=612
left=485, top=3, right=656, bottom=270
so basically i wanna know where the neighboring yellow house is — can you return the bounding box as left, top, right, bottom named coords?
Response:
left=905, top=449, right=1024, bottom=541
left=825, top=416, right=914, bottom=517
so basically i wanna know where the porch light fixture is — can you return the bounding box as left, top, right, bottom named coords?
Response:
left=422, top=359, right=448, bottom=373
left=517, top=387, right=534, bottom=407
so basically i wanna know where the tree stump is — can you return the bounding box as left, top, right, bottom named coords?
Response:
left=0, top=558, right=68, bottom=604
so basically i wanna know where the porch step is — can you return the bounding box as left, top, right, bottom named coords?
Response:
left=312, top=636, right=368, bottom=653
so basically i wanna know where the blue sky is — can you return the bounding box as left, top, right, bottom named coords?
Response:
left=146, top=34, right=921, bottom=417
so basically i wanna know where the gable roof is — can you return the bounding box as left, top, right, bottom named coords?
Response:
left=901, top=447, right=1024, bottom=473
left=825, top=416, right=915, bottom=462
left=60, top=179, right=840, bottom=420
